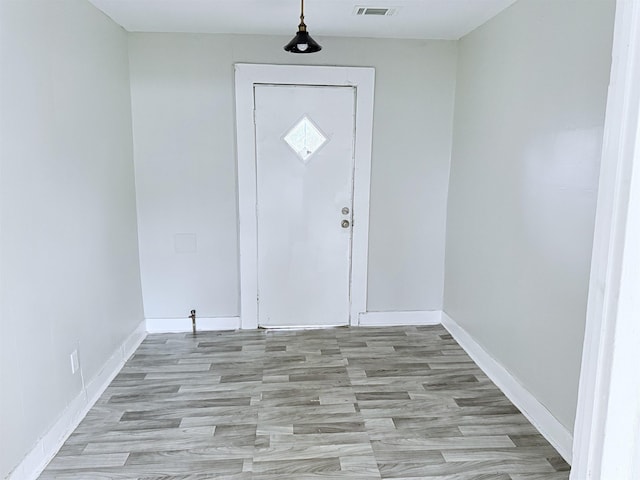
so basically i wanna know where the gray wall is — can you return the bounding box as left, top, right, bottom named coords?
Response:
left=128, top=34, right=457, bottom=318
left=444, top=0, right=615, bottom=430
left=0, top=1, right=144, bottom=477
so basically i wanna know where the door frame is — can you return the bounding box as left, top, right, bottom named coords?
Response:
left=234, top=64, right=375, bottom=329
left=570, top=0, right=640, bottom=477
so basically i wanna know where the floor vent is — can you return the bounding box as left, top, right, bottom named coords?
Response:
left=354, top=6, right=398, bottom=16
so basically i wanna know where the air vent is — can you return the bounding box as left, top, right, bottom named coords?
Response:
left=354, top=6, right=398, bottom=16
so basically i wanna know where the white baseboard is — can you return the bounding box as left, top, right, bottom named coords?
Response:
left=441, top=312, right=573, bottom=464
left=9, top=320, right=147, bottom=480
left=146, top=316, right=240, bottom=333
left=358, top=310, right=442, bottom=326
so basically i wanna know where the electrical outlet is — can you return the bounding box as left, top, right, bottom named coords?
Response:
left=70, top=349, right=79, bottom=374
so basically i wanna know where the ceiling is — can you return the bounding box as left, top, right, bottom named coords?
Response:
left=87, top=0, right=518, bottom=41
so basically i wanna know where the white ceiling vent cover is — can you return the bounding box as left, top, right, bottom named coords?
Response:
left=354, top=6, right=398, bottom=16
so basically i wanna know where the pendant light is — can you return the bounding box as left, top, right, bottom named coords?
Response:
left=284, top=0, right=322, bottom=53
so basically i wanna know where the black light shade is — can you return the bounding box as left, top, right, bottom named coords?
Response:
left=284, top=0, right=322, bottom=53
left=284, top=30, right=322, bottom=53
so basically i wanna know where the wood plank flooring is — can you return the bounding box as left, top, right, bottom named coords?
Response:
left=39, top=325, right=570, bottom=479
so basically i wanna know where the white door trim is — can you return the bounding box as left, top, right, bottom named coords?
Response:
left=571, top=1, right=640, bottom=478
left=234, top=64, right=375, bottom=330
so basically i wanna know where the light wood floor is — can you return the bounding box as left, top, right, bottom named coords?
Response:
left=39, top=325, right=570, bottom=479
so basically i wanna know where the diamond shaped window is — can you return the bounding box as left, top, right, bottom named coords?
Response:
left=283, top=116, right=327, bottom=163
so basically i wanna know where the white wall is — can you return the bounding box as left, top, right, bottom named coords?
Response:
left=444, top=0, right=615, bottom=431
left=128, top=34, right=457, bottom=318
left=0, top=1, right=144, bottom=477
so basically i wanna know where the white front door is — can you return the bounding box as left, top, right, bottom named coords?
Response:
left=254, top=85, right=355, bottom=327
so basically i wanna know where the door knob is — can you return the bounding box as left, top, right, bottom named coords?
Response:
left=341, top=220, right=350, bottom=228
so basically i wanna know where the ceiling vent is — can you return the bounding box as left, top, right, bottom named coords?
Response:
left=354, top=6, right=398, bottom=16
